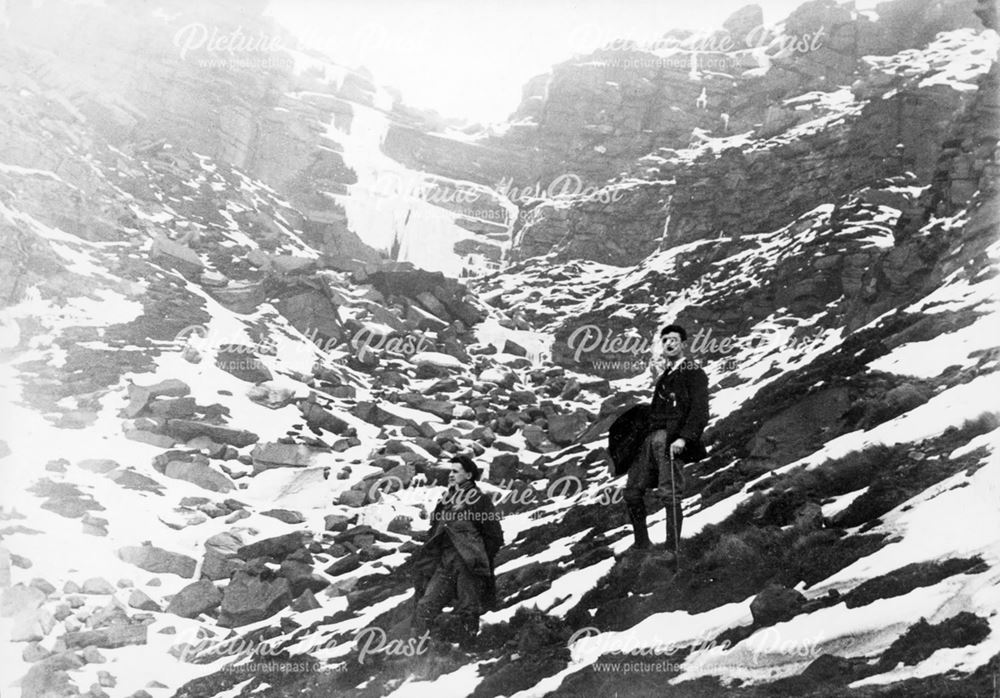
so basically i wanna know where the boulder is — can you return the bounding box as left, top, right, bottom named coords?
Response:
left=124, top=378, right=191, bottom=418
left=333, top=436, right=361, bottom=452
left=338, top=489, right=367, bottom=508
left=127, top=589, right=161, bottom=612
left=750, top=584, right=807, bottom=625
left=299, top=401, right=350, bottom=434
left=387, top=517, right=412, bottom=534
left=250, top=443, right=317, bottom=474
left=81, top=646, right=106, bottom=663
left=158, top=509, right=209, bottom=530
left=124, top=430, right=177, bottom=448
left=200, top=269, right=229, bottom=286
left=20, top=652, right=85, bottom=698
left=118, top=545, right=196, bottom=578
left=312, top=363, right=344, bottom=385
left=406, top=304, right=449, bottom=331
left=236, top=532, right=308, bottom=562
left=415, top=291, right=452, bottom=320
left=522, top=424, right=558, bottom=452
left=439, top=296, right=484, bottom=326
left=325, top=553, right=362, bottom=576
left=79, top=513, right=108, bottom=538
left=81, top=578, right=116, bottom=595
left=547, top=412, right=589, bottom=446
left=559, top=379, right=582, bottom=400
left=378, top=370, right=410, bottom=389
left=165, top=580, right=222, bottom=618
left=146, top=379, right=191, bottom=398
left=22, top=641, right=49, bottom=662
left=217, top=573, right=291, bottom=627
left=215, top=346, right=273, bottom=383
left=278, top=560, right=330, bottom=596
left=413, top=436, right=443, bottom=457
left=261, top=509, right=306, bottom=524
left=106, top=469, right=163, bottom=493
left=10, top=607, right=55, bottom=642
left=1, top=584, right=46, bottom=616
left=77, top=459, right=119, bottom=474
left=351, top=402, right=413, bottom=428
left=62, top=624, right=147, bottom=649
left=44, top=459, right=68, bottom=473
left=164, top=420, right=258, bottom=448
left=328, top=385, right=358, bottom=400
left=151, top=234, right=203, bottom=269
left=579, top=377, right=611, bottom=396
left=247, top=383, right=296, bottom=409
left=383, top=463, right=415, bottom=488
left=409, top=352, right=464, bottom=370
left=201, top=532, right=244, bottom=581
left=453, top=405, right=475, bottom=420
left=469, top=426, right=496, bottom=446
left=509, top=389, right=537, bottom=405
left=148, top=397, right=198, bottom=419
left=417, top=400, right=457, bottom=421
left=502, top=339, right=528, bottom=357
left=490, top=454, right=521, bottom=482
left=478, top=367, right=516, bottom=388
left=324, top=514, right=352, bottom=531
left=164, top=461, right=234, bottom=493
left=382, top=440, right=416, bottom=456
left=290, top=589, right=322, bottom=612
left=423, top=378, right=459, bottom=395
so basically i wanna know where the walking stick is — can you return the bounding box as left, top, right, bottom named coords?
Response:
left=668, top=449, right=681, bottom=566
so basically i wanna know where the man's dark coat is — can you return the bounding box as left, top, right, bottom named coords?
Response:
left=411, top=481, right=503, bottom=611
left=609, top=361, right=710, bottom=475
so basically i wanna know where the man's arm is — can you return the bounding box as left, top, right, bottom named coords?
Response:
left=678, top=369, right=709, bottom=443
left=482, top=518, right=503, bottom=561
left=474, top=492, right=503, bottom=560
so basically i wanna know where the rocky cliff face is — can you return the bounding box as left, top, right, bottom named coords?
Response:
left=498, top=34, right=999, bottom=381
left=0, top=1, right=998, bottom=698
left=494, top=7, right=999, bottom=388
left=506, top=4, right=992, bottom=267
left=1, top=0, right=518, bottom=277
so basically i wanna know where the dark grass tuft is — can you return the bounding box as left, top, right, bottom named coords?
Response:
left=877, top=612, right=992, bottom=670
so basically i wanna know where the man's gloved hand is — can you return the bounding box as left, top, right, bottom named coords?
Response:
left=670, top=438, right=687, bottom=459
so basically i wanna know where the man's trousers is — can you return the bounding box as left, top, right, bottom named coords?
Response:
left=622, top=433, right=686, bottom=549
left=413, top=543, right=483, bottom=635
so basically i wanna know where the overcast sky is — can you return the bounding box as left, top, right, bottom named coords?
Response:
left=267, top=0, right=866, bottom=124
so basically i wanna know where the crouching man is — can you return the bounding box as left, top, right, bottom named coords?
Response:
left=623, top=324, right=710, bottom=560
left=411, top=456, right=503, bottom=646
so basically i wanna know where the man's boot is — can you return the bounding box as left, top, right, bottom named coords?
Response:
left=624, top=497, right=651, bottom=550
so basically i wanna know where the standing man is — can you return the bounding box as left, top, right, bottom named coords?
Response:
left=623, top=324, right=710, bottom=560
left=411, top=456, right=503, bottom=646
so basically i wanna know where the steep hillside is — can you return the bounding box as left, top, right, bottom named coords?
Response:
left=0, top=1, right=997, bottom=698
